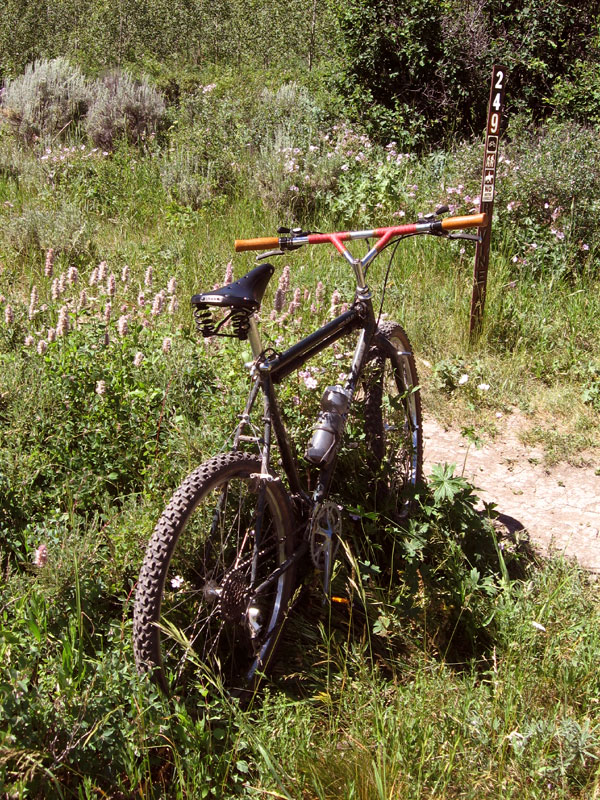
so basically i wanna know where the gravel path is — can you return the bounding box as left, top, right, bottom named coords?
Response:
left=423, top=412, right=600, bottom=572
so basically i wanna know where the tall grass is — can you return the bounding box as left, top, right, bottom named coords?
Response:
left=1, top=60, right=599, bottom=798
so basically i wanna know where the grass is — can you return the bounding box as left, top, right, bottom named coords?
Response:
left=1, top=66, right=600, bottom=798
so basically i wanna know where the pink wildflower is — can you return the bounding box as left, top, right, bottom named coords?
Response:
left=121, top=265, right=130, bottom=283
left=107, top=273, right=116, bottom=297
left=274, top=287, right=285, bottom=312
left=37, top=339, right=48, bottom=355
left=95, top=380, right=106, bottom=396
left=224, top=261, right=233, bottom=284
left=151, top=290, right=165, bottom=316
left=329, top=289, right=341, bottom=316
left=57, top=306, right=69, bottom=336
left=28, top=286, right=38, bottom=320
left=315, top=281, right=324, bottom=307
left=33, top=544, right=48, bottom=567
left=68, top=266, right=79, bottom=286
left=144, top=267, right=153, bottom=288
left=97, top=261, right=107, bottom=282
left=299, top=370, right=318, bottom=389
left=133, top=351, right=144, bottom=367
left=162, top=337, right=172, bottom=354
left=44, top=249, right=54, bottom=278
left=167, top=276, right=177, bottom=294
left=117, top=315, right=129, bottom=337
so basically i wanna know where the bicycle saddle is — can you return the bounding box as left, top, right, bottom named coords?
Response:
left=191, top=262, right=275, bottom=312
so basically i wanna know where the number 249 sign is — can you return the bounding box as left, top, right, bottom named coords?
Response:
left=470, top=65, right=507, bottom=335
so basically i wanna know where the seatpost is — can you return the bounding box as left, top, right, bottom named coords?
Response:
left=247, top=316, right=263, bottom=360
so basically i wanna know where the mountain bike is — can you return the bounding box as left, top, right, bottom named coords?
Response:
left=133, top=207, right=487, bottom=695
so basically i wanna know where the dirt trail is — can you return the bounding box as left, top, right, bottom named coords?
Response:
left=422, top=411, right=600, bottom=572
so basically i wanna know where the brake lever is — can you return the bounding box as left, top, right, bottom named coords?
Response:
left=256, top=249, right=285, bottom=261
left=447, top=232, right=482, bottom=242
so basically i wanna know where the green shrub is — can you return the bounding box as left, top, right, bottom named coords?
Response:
left=1, top=57, right=91, bottom=142
left=2, top=201, right=97, bottom=259
left=548, top=60, right=600, bottom=127
left=328, top=0, right=600, bottom=147
left=85, top=70, right=166, bottom=150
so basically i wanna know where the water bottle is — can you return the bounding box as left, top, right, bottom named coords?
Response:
left=305, top=385, right=351, bottom=465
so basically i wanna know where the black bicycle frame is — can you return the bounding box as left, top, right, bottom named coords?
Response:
left=237, top=288, right=379, bottom=511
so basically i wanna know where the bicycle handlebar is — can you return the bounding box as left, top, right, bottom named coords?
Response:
left=234, top=213, right=487, bottom=252
left=440, top=213, right=486, bottom=230
left=234, top=236, right=280, bottom=252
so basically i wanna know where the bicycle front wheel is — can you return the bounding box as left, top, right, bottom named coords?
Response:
left=363, top=321, right=423, bottom=514
left=133, top=452, right=296, bottom=696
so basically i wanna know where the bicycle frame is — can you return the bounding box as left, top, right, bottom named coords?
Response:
left=231, top=212, right=488, bottom=589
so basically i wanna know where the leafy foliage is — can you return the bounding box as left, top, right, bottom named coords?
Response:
left=328, top=0, right=600, bottom=146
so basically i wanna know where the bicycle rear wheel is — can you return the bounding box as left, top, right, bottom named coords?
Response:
left=133, top=451, right=296, bottom=696
left=363, top=321, right=423, bottom=515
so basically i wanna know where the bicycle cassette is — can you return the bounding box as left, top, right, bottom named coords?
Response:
left=310, top=501, right=342, bottom=570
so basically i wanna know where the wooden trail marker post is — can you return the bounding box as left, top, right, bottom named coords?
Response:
left=470, top=65, right=508, bottom=337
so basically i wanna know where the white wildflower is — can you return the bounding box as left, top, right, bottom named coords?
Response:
left=458, top=374, right=469, bottom=385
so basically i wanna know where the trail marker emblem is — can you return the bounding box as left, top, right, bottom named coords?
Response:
left=470, top=65, right=508, bottom=336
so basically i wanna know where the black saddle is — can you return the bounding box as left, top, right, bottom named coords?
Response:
left=191, top=262, right=274, bottom=340
left=191, top=262, right=274, bottom=312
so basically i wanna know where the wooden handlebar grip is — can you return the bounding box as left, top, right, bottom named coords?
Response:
left=441, top=213, right=488, bottom=231
left=234, top=236, right=280, bottom=252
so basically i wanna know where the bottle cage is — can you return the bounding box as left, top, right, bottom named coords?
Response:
left=191, top=262, right=274, bottom=341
